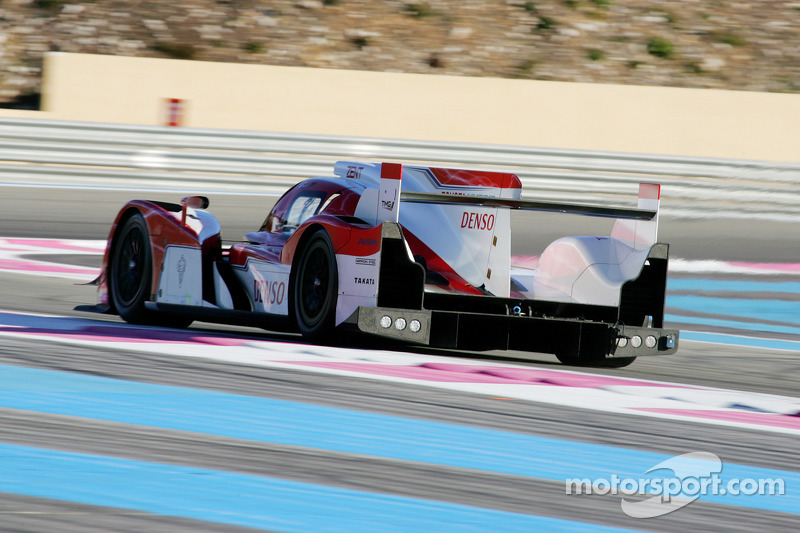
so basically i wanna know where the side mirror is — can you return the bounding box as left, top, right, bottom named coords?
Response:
left=266, top=215, right=282, bottom=233
left=182, top=196, right=210, bottom=209
left=181, top=195, right=209, bottom=225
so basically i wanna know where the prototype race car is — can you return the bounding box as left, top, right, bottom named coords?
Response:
left=89, top=160, right=678, bottom=367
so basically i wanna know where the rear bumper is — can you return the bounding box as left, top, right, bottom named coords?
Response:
left=352, top=305, right=678, bottom=358
left=612, top=324, right=679, bottom=358
left=351, top=306, right=432, bottom=345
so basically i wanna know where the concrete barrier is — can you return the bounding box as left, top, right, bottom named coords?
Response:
left=2, top=52, right=799, bottom=163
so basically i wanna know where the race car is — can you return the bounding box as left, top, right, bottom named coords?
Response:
left=89, top=160, right=678, bottom=367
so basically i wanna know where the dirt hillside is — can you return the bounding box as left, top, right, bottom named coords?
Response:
left=2, top=0, right=798, bottom=107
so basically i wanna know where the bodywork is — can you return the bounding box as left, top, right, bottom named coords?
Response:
left=92, top=160, right=679, bottom=365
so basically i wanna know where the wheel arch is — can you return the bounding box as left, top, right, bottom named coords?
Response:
left=103, top=200, right=198, bottom=312
left=287, top=222, right=326, bottom=328
left=102, top=204, right=152, bottom=313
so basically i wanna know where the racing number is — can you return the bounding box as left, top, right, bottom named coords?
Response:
left=254, top=280, right=286, bottom=305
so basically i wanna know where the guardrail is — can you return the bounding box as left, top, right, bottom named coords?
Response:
left=2, top=117, right=799, bottom=220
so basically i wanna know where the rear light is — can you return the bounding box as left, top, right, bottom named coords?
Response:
left=665, top=334, right=676, bottom=349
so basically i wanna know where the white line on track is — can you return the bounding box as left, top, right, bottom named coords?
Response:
left=1, top=308, right=799, bottom=436
left=3, top=237, right=800, bottom=434
left=4, top=238, right=800, bottom=280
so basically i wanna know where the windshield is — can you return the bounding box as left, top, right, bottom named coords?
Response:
left=286, top=193, right=324, bottom=229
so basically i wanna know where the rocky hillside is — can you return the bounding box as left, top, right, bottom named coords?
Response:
left=2, top=0, right=799, bottom=107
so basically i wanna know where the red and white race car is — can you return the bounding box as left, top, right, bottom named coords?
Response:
left=89, top=161, right=678, bottom=367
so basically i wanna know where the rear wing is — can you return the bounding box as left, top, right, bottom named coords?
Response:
left=340, top=159, right=655, bottom=221
left=400, top=191, right=657, bottom=221
left=341, top=161, right=662, bottom=300
left=402, top=182, right=662, bottom=251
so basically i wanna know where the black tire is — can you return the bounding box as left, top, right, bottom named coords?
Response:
left=555, top=343, right=637, bottom=368
left=293, top=229, right=338, bottom=340
left=555, top=351, right=637, bottom=368
left=596, top=356, right=637, bottom=368
left=109, top=213, right=193, bottom=328
left=554, top=349, right=582, bottom=366
left=109, top=213, right=153, bottom=324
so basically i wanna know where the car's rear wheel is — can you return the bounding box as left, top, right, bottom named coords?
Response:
left=554, top=348, right=581, bottom=366
left=594, top=356, right=637, bottom=368
left=555, top=343, right=637, bottom=368
left=110, top=213, right=153, bottom=324
left=110, top=213, right=192, bottom=328
left=293, top=229, right=338, bottom=340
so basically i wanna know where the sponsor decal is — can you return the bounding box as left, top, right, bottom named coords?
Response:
left=358, top=238, right=378, bottom=246
left=461, top=212, right=495, bottom=231
left=355, top=258, right=377, bottom=266
left=441, top=191, right=492, bottom=197
left=381, top=200, right=395, bottom=211
left=346, top=165, right=364, bottom=179
left=354, top=277, right=376, bottom=285
left=176, top=255, right=186, bottom=287
left=254, top=280, right=286, bottom=305
left=157, top=246, right=201, bottom=306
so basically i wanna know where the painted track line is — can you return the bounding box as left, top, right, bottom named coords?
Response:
left=4, top=237, right=800, bottom=281
left=1, top=310, right=799, bottom=436
left=1, top=364, right=798, bottom=517
left=3, top=236, right=800, bottom=348
left=0, top=237, right=105, bottom=281
left=0, top=442, right=642, bottom=533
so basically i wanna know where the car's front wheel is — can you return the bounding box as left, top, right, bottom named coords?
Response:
left=293, top=229, right=338, bottom=340
left=109, top=213, right=192, bottom=328
left=109, top=213, right=153, bottom=324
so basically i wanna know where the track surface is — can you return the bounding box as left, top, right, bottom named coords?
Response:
left=1, top=185, right=799, bottom=532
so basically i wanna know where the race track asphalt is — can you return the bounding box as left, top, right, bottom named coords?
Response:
left=0, top=185, right=798, bottom=532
